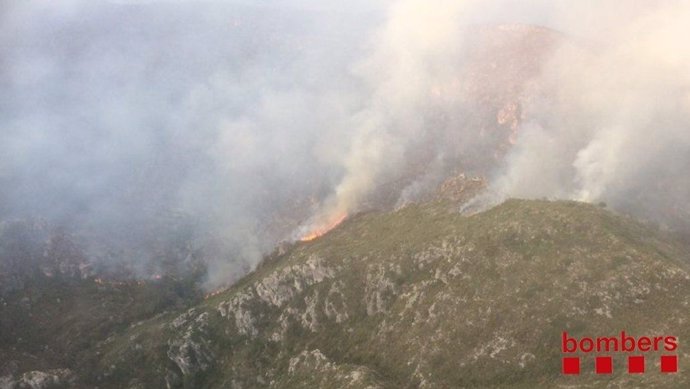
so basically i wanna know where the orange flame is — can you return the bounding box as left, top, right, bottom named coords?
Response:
left=300, top=212, right=347, bottom=242
left=204, top=288, right=227, bottom=300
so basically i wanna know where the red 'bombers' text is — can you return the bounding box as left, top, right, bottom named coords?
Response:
left=562, top=331, right=678, bottom=353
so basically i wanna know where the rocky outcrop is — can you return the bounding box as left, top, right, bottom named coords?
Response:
left=167, top=310, right=215, bottom=385
left=0, top=369, right=74, bottom=389
left=273, top=350, right=389, bottom=389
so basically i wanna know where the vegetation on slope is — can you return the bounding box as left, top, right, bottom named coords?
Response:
left=85, top=199, right=690, bottom=388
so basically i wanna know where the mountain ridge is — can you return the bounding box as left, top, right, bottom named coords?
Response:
left=60, top=199, right=690, bottom=388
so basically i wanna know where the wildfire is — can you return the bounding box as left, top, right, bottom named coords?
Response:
left=204, top=288, right=227, bottom=300
left=299, top=212, right=347, bottom=242
left=93, top=277, right=136, bottom=287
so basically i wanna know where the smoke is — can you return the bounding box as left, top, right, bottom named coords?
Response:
left=299, top=0, right=472, bottom=233
left=3, top=0, right=690, bottom=288
left=491, top=1, right=690, bottom=231
left=0, top=0, right=381, bottom=286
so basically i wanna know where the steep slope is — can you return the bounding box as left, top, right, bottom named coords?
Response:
left=87, top=200, right=690, bottom=388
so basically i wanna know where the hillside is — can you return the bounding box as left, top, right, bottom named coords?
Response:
left=17, top=199, right=683, bottom=388
left=4, top=1, right=690, bottom=387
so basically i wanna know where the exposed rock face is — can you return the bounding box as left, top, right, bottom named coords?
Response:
left=93, top=200, right=690, bottom=388
left=434, top=173, right=487, bottom=204
left=167, top=310, right=215, bottom=378
left=0, top=369, right=74, bottom=389
left=275, top=349, right=387, bottom=389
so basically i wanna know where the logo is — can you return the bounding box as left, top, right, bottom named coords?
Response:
left=561, top=331, right=678, bottom=374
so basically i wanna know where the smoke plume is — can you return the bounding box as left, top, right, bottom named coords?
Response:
left=2, top=0, right=690, bottom=288
left=491, top=1, right=690, bottom=231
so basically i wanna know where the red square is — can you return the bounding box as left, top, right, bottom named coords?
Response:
left=661, top=355, right=678, bottom=373
left=563, top=357, right=580, bottom=375
left=628, top=355, right=645, bottom=373
left=595, top=356, right=612, bottom=374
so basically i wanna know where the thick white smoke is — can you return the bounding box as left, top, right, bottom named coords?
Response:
left=1, top=0, right=380, bottom=286
left=298, top=0, right=472, bottom=235
left=3, top=0, right=690, bottom=288
left=491, top=1, right=690, bottom=230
